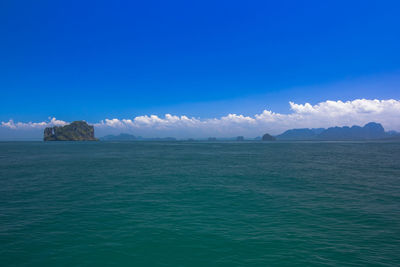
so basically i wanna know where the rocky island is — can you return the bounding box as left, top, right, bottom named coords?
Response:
left=44, top=121, right=98, bottom=141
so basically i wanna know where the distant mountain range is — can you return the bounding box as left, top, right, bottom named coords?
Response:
left=101, top=134, right=247, bottom=141
left=276, top=122, right=400, bottom=141
left=101, top=122, right=400, bottom=141
left=101, top=133, right=138, bottom=141
left=100, top=133, right=176, bottom=141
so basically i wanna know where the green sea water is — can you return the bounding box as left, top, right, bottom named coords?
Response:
left=1, top=141, right=400, bottom=266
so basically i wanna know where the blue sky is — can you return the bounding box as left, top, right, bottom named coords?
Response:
left=1, top=1, right=400, bottom=138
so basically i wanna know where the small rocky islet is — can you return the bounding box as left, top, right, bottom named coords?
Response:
left=44, top=121, right=98, bottom=141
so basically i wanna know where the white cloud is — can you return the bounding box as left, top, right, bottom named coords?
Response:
left=1, top=117, right=67, bottom=129
left=2, top=99, right=400, bottom=137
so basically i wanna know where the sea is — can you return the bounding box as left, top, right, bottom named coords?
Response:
left=1, top=141, right=399, bottom=266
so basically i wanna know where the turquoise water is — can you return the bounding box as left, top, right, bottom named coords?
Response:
left=1, top=141, right=400, bottom=266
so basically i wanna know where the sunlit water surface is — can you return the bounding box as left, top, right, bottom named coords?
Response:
left=1, top=141, right=399, bottom=266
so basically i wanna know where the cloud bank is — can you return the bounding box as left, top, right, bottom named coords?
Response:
left=2, top=99, right=400, bottom=138
left=1, top=117, right=67, bottom=129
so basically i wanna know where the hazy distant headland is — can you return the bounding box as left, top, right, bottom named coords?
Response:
left=275, top=122, right=399, bottom=141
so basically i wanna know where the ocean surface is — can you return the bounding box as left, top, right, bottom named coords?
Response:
left=1, top=141, right=400, bottom=266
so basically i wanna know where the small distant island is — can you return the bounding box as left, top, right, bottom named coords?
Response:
left=262, top=133, right=276, bottom=141
left=44, top=121, right=98, bottom=141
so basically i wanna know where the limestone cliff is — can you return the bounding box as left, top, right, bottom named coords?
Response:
left=44, top=121, right=98, bottom=141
